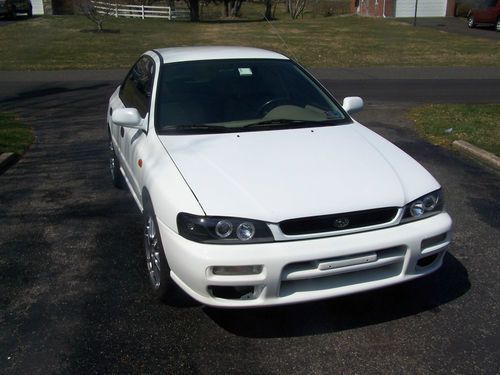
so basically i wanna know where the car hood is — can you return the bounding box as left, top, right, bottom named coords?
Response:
left=158, top=123, right=440, bottom=223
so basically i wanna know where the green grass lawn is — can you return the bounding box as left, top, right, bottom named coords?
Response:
left=408, top=104, right=500, bottom=156
left=0, top=113, right=33, bottom=155
left=0, top=11, right=499, bottom=70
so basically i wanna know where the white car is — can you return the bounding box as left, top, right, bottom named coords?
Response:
left=107, top=46, right=452, bottom=308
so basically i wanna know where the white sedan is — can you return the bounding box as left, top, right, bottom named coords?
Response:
left=107, top=46, right=452, bottom=307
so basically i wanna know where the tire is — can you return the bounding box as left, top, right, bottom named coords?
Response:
left=467, top=15, right=476, bottom=28
left=7, top=6, right=16, bottom=20
left=27, top=5, right=33, bottom=17
left=108, top=132, right=125, bottom=188
left=143, top=199, right=176, bottom=302
left=496, top=18, right=500, bottom=32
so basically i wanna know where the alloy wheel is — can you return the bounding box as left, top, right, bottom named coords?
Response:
left=145, top=215, right=161, bottom=289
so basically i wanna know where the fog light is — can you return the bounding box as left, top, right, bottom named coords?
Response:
left=417, top=253, right=439, bottom=267
left=210, top=285, right=256, bottom=300
left=212, top=265, right=263, bottom=275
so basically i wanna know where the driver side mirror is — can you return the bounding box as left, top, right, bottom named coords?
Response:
left=342, top=97, right=364, bottom=114
left=112, top=108, right=146, bottom=131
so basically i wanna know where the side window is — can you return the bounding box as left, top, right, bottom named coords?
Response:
left=120, top=57, right=155, bottom=118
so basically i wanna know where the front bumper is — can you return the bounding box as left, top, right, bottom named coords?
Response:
left=158, top=212, right=452, bottom=308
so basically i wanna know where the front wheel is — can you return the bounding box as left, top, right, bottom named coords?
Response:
left=467, top=15, right=476, bottom=28
left=496, top=18, right=500, bottom=32
left=143, top=201, right=176, bottom=302
left=27, top=5, right=33, bottom=17
left=6, top=6, right=16, bottom=19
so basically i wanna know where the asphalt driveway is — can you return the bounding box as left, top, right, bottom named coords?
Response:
left=0, top=69, right=499, bottom=374
left=398, top=17, right=500, bottom=40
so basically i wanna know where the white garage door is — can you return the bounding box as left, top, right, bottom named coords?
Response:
left=395, top=0, right=447, bottom=17
left=31, top=0, right=44, bottom=15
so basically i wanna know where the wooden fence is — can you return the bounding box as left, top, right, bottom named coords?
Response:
left=92, top=1, right=190, bottom=20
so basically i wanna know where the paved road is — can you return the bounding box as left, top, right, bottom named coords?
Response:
left=0, top=71, right=499, bottom=374
left=0, top=15, right=33, bottom=26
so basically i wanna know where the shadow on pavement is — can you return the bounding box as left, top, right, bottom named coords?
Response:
left=204, top=252, right=470, bottom=338
left=0, top=83, right=111, bottom=105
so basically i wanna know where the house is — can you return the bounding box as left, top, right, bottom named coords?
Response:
left=350, top=0, right=456, bottom=17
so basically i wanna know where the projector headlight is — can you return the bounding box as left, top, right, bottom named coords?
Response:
left=177, top=213, right=274, bottom=244
left=402, top=189, right=444, bottom=223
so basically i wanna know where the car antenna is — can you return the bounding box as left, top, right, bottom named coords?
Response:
left=263, top=13, right=299, bottom=63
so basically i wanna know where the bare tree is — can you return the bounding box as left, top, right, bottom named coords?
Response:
left=222, top=0, right=242, bottom=17
left=287, top=0, right=307, bottom=19
left=166, top=0, right=176, bottom=11
left=132, top=0, right=155, bottom=6
left=264, top=0, right=273, bottom=19
left=78, top=0, right=116, bottom=31
left=184, top=0, right=200, bottom=21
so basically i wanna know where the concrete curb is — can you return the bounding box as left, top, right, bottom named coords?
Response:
left=0, top=152, right=18, bottom=175
left=452, top=140, right=500, bottom=171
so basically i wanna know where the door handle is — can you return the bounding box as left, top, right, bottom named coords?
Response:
left=120, top=127, right=124, bottom=138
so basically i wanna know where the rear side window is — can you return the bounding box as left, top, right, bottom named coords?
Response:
left=120, top=56, right=155, bottom=117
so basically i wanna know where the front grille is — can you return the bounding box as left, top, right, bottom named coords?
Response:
left=279, top=207, right=399, bottom=236
left=280, top=246, right=406, bottom=297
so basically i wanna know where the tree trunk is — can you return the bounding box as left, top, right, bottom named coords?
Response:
left=188, top=0, right=199, bottom=21
left=234, top=0, right=242, bottom=17
left=264, top=0, right=272, bottom=19
left=289, top=0, right=306, bottom=19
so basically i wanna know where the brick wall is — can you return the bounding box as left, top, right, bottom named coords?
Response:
left=351, top=0, right=395, bottom=17
left=446, top=0, right=457, bottom=16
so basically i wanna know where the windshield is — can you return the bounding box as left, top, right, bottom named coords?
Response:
left=156, top=59, right=350, bottom=134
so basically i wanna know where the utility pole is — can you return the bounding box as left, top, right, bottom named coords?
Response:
left=413, top=0, right=419, bottom=26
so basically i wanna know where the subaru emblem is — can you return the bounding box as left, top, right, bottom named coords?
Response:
left=334, top=217, right=350, bottom=229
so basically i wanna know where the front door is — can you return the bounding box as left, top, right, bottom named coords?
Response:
left=112, top=56, right=156, bottom=201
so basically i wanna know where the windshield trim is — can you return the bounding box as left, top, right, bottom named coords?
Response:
left=158, top=119, right=352, bottom=135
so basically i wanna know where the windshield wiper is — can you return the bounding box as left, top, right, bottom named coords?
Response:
left=243, top=119, right=312, bottom=129
left=160, top=124, right=230, bottom=133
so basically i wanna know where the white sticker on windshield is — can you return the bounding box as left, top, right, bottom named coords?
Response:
left=238, top=68, right=253, bottom=76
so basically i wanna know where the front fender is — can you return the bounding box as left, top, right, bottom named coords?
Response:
left=141, top=133, right=204, bottom=233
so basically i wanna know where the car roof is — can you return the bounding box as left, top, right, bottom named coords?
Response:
left=153, top=46, right=289, bottom=64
